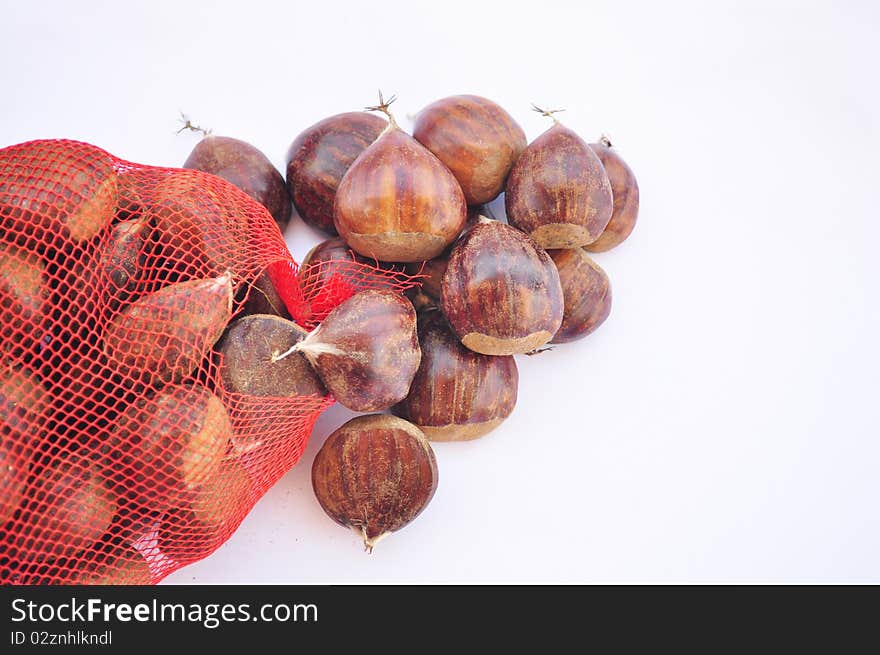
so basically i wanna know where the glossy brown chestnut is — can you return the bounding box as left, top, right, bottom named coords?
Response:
left=394, top=311, right=518, bottom=441
left=286, top=112, right=387, bottom=234
left=441, top=220, right=563, bottom=355
left=278, top=289, right=420, bottom=412
left=217, top=314, right=325, bottom=398
left=585, top=137, right=640, bottom=252
left=311, top=414, right=438, bottom=551
left=300, top=237, right=365, bottom=288
left=548, top=248, right=612, bottom=343
left=334, top=104, right=467, bottom=263
left=506, top=120, right=613, bottom=249
left=184, top=135, right=292, bottom=233
left=99, top=217, right=150, bottom=307
left=413, top=95, right=527, bottom=205
left=146, top=173, right=242, bottom=278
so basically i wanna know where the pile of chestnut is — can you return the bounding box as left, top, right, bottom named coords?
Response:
left=184, top=94, right=639, bottom=552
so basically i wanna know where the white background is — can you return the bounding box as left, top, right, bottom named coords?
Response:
left=1, top=1, right=878, bottom=583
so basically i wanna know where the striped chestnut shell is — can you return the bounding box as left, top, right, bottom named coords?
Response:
left=413, top=94, right=526, bottom=205
left=441, top=220, right=563, bottom=355
left=394, top=310, right=518, bottom=441
left=311, top=414, right=438, bottom=552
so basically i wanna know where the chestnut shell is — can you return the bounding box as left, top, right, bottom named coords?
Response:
left=441, top=220, right=563, bottom=355
left=286, top=112, right=387, bottom=234
left=311, top=414, right=438, bottom=551
left=394, top=311, right=518, bottom=441
left=413, top=95, right=527, bottom=205
left=184, top=135, right=292, bottom=234
left=505, top=123, right=613, bottom=249
left=548, top=248, right=612, bottom=343
left=299, top=289, right=420, bottom=412
left=334, top=127, right=467, bottom=263
left=585, top=139, right=640, bottom=252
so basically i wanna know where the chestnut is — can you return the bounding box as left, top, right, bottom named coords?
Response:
left=240, top=270, right=291, bottom=319
left=17, top=456, right=116, bottom=561
left=547, top=248, right=612, bottom=343
left=334, top=95, right=467, bottom=262
left=0, top=438, right=27, bottom=525
left=274, top=289, right=420, bottom=412
left=0, top=140, right=117, bottom=244
left=585, top=136, right=640, bottom=252
left=394, top=311, right=518, bottom=441
left=216, top=314, right=325, bottom=398
left=413, top=95, right=527, bottom=205
left=299, top=237, right=366, bottom=290
left=104, top=383, right=231, bottom=509
left=286, top=112, right=387, bottom=234
left=311, top=414, right=438, bottom=551
left=158, top=458, right=252, bottom=564
left=441, top=219, right=563, bottom=355
left=1, top=364, right=49, bottom=444
left=184, top=135, right=292, bottom=233
left=505, top=112, right=613, bottom=249
left=76, top=544, right=152, bottom=584
left=0, top=241, right=49, bottom=360
left=99, top=216, right=151, bottom=307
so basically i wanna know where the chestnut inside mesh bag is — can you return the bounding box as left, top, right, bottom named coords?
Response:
left=0, top=139, right=417, bottom=584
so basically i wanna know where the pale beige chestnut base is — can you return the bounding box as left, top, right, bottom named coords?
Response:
left=420, top=417, right=507, bottom=442
left=529, top=222, right=596, bottom=250
left=346, top=230, right=449, bottom=263
left=460, top=330, right=554, bottom=356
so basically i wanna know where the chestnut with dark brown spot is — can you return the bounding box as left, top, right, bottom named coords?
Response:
left=441, top=220, right=563, bottom=355
left=295, top=289, right=420, bottom=412
left=334, top=127, right=467, bottom=263
left=99, top=217, right=150, bottom=307
left=548, top=248, right=612, bottom=343
left=311, top=414, right=438, bottom=552
left=394, top=310, right=518, bottom=441
left=506, top=122, right=613, bottom=249
left=286, top=112, right=387, bottom=235
left=585, top=137, right=640, bottom=252
left=184, top=135, right=292, bottom=233
left=413, top=95, right=527, bottom=205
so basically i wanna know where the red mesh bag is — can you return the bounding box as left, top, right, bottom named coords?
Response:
left=0, top=139, right=418, bottom=584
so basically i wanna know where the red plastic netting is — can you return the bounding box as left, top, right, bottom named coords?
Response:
left=0, top=139, right=418, bottom=585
